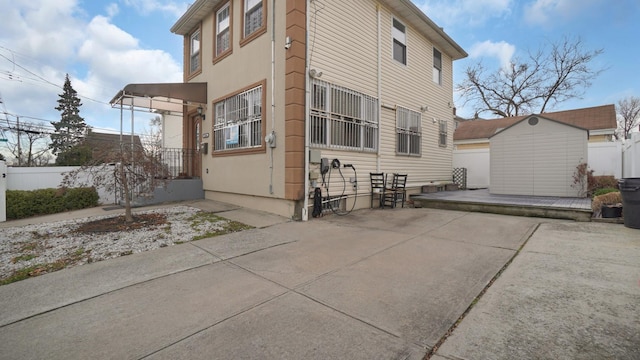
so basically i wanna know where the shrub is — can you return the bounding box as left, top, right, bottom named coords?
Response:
left=593, top=188, right=619, bottom=197
left=591, top=191, right=622, bottom=212
left=593, top=176, right=618, bottom=191
left=7, top=187, right=99, bottom=220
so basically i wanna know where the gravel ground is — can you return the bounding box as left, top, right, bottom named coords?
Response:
left=0, top=206, right=245, bottom=283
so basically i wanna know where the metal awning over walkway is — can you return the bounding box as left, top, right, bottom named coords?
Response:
left=109, top=83, right=207, bottom=113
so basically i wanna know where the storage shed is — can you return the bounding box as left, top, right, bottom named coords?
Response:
left=490, top=115, right=588, bottom=197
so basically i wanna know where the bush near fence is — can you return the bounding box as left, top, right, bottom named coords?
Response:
left=7, top=187, right=99, bottom=220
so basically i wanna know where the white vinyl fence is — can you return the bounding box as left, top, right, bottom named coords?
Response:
left=622, top=132, right=640, bottom=178
left=7, top=166, right=117, bottom=204
left=453, top=141, right=623, bottom=190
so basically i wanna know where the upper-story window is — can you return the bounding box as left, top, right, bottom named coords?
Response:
left=243, top=0, right=265, bottom=41
left=392, top=18, right=407, bottom=65
left=189, top=28, right=201, bottom=75
left=215, top=3, right=231, bottom=59
left=433, top=48, right=442, bottom=84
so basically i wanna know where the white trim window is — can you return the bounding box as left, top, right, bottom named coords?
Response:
left=214, top=85, right=263, bottom=151
left=244, top=0, right=263, bottom=37
left=433, top=48, right=442, bottom=84
left=439, top=119, right=448, bottom=147
left=396, top=107, right=421, bottom=156
left=216, top=3, right=231, bottom=56
left=392, top=18, right=407, bottom=65
left=189, top=29, right=201, bottom=74
left=310, top=79, right=378, bottom=151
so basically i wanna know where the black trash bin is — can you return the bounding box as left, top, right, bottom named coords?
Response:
left=618, top=178, right=640, bottom=229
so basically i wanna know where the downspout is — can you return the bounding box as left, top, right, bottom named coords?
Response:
left=302, top=0, right=311, bottom=221
left=269, top=0, right=276, bottom=194
left=376, top=3, right=382, bottom=172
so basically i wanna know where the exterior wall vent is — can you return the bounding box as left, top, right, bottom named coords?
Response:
left=528, top=117, right=539, bottom=126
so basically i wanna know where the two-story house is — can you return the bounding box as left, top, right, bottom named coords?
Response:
left=169, top=0, right=467, bottom=220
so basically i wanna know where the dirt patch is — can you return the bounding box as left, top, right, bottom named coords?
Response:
left=75, top=213, right=168, bottom=233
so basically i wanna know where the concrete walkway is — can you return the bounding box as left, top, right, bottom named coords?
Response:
left=0, top=202, right=638, bottom=359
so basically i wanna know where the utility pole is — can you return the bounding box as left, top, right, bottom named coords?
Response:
left=16, top=116, right=21, bottom=166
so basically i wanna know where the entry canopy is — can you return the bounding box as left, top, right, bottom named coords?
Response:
left=110, top=82, right=207, bottom=113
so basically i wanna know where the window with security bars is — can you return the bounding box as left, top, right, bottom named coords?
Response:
left=244, top=0, right=263, bottom=37
left=396, top=107, right=421, bottom=155
left=189, top=29, right=200, bottom=74
left=216, top=3, right=231, bottom=57
left=214, top=85, right=262, bottom=151
left=310, top=79, right=378, bottom=151
left=439, top=119, right=448, bottom=147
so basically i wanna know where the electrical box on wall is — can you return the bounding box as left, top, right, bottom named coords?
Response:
left=200, top=142, right=208, bottom=155
left=309, top=149, right=321, bottom=164
left=265, top=131, right=276, bottom=148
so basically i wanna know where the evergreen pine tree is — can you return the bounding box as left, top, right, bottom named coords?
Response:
left=50, top=74, right=87, bottom=155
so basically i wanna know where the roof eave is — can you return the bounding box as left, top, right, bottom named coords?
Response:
left=383, top=0, right=468, bottom=60
left=171, top=0, right=220, bottom=35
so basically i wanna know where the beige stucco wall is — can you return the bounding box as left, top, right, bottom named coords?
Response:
left=187, top=0, right=294, bottom=216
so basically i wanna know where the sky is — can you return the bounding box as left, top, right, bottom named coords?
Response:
left=0, top=0, right=639, bottom=146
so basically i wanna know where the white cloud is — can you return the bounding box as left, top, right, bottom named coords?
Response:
left=416, top=0, right=513, bottom=27
left=0, top=0, right=182, bottom=131
left=469, top=40, right=516, bottom=68
left=106, top=3, right=120, bottom=18
left=524, top=0, right=604, bottom=25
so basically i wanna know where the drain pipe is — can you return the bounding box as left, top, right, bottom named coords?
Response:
left=376, top=4, right=382, bottom=172
left=302, top=0, right=311, bottom=221
left=268, top=0, right=276, bottom=194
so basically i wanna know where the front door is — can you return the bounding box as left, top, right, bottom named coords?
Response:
left=184, top=113, right=202, bottom=178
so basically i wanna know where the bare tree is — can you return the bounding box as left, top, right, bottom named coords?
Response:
left=7, top=122, right=52, bottom=166
left=61, top=139, right=168, bottom=223
left=616, top=96, right=640, bottom=140
left=457, top=37, right=605, bottom=118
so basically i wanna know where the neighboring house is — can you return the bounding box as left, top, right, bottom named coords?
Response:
left=454, top=104, right=617, bottom=149
left=168, top=0, right=467, bottom=219
left=83, top=132, right=144, bottom=163
left=453, top=105, right=622, bottom=188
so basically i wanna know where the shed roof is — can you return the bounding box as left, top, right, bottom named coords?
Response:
left=454, top=104, right=617, bottom=141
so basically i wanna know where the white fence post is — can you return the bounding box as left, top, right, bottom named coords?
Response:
left=0, top=161, right=6, bottom=222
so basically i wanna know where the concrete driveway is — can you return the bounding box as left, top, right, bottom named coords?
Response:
left=0, top=206, right=637, bottom=359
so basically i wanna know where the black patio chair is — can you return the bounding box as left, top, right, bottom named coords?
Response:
left=369, top=172, right=386, bottom=208
left=382, top=173, right=408, bottom=208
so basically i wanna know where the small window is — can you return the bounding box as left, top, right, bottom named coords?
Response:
left=392, top=18, right=407, bottom=65
left=433, top=48, right=442, bottom=84
left=439, top=119, right=448, bottom=147
left=396, top=107, right=421, bottom=156
left=244, top=0, right=264, bottom=38
left=189, top=29, right=201, bottom=74
left=215, top=3, right=231, bottom=58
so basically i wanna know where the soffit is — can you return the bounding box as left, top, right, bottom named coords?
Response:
left=380, top=0, right=467, bottom=60
left=171, top=0, right=221, bottom=35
